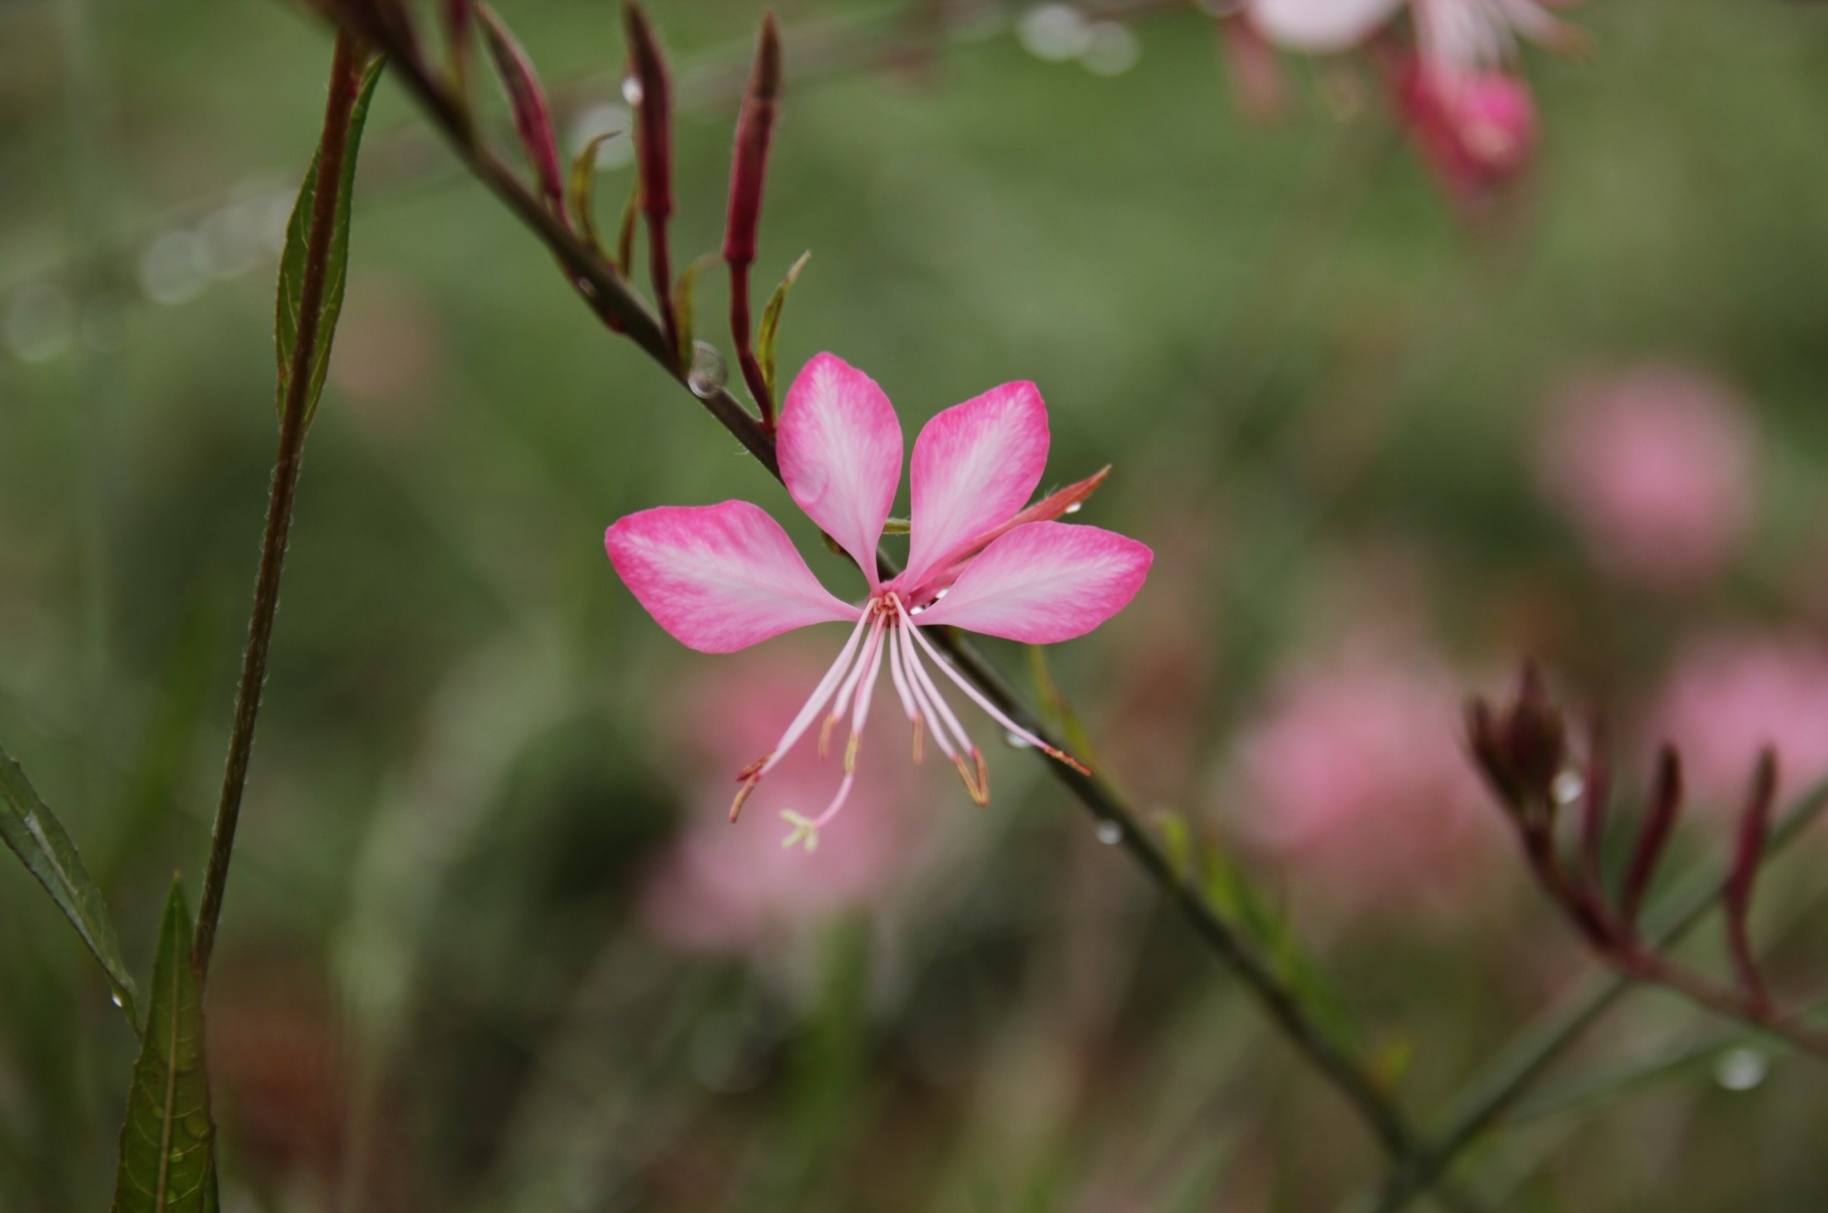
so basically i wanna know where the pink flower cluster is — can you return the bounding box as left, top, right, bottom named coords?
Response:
left=1537, top=363, right=1759, bottom=590
left=1245, top=0, right=1571, bottom=206
left=637, top=650, right=929, bottom=953
left=1644, top=632, right=1828, bottom=815
left=1232, top=649, right=1504, bottom=914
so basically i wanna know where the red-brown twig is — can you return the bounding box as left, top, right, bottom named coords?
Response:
left=1468, top=669, right=1828, bottom=1064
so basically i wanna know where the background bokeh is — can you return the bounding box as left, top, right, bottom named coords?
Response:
left=4, top=0, right=1828, bottom=1208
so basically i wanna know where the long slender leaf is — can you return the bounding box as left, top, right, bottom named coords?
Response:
left=0, top=743, right=137, bottom=1025
left=274, top=58, right=384, bottom=431
left=111, top=878, right=218, bottom=1213
left=756, top=250, right=810, bottom=398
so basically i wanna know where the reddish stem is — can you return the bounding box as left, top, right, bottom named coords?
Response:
left=1621, top=747, right=1682, bottom=933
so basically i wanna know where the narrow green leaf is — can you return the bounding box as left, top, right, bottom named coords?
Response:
left=567, top=131, right=622, bottom=256
left=756, top=250, right=811, bottom=398
left=111, top=878, right=218, bottom=1213
left=615, top=182, right=640, bottom=277
left=0, top=744, right=137, bottom=1025
left=274, top=58, right=385, bottom=432
left=671, top=252, right=718, bottom=367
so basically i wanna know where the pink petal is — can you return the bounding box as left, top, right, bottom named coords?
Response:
left=1249, top=0, right=1405, bottom=52
left=777, top=353, right=903, bottom=584
left=914, top=522, right=1152, bottom=644
left=605, top=502, right=859, bottom=653
left=903, top=381, right=1049, bottom=589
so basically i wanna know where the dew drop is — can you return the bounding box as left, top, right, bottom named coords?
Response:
left=109, top=992, right=123, bottom=1008
left=1715, top=1047, right=1769, bottom=1092
left=621, top=75, right=645, bottom=106
left=1063, top=502, right=1083, bottom=515
left=1095, top=819, right=1122, bottom=845
left=1017, top=4, right=1091, bottom=61
left=1551, top=769, right=1584, bottom=807
left=1004, top=731, right=1032, bottom=749
left=687, top=341, right=728, bottom=398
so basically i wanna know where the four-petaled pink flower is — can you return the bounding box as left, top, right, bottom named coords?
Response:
left=605, top=354, right=1153, bottom=849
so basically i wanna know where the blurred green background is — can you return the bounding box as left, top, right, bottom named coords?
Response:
left=5, top=0, right=1828, bottom=1208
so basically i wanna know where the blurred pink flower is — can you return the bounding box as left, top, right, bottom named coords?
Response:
left=1395, top=60, right=1537, bottom=208
left=1538, top=364, right=1759, bottom=589
left=1643, top=632, right=1828, bottom=814
left=1232, top=649, right=1504, bottom=913
left=1248, top=0, right=1576, bottom=70
left=638, top=650, right=932, bottom=954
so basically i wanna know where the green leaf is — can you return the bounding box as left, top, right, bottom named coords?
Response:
left=111, top=878, right=218, bottom=1213
left=567, top=131, right=622, bottom=256
left=756, top=250, right=811, bottom=399
left=0, top=744, right=137, bottom=1025
left=672, top=252, right=718, bottom=367
left=615, top=183, right=640, bottom=277
left=274, top=57, right=384, bottom=432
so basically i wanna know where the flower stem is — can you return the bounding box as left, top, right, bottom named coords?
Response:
left=191, top=31, right=366, bottom=980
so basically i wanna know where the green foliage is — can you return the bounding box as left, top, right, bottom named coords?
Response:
left=273, top=57, right=383, bottom=431
left=0, top=744, right=137, bottom=1027
left=110, top=878, right=217, bottom=1213
left=568, top=132, right=624, bottom=256
left=756, top=250, right=810, bottom=399
left=672, top=252, right=718, bottom=369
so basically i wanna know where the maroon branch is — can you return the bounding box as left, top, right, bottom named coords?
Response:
left=1468, top=666, right=1828, bottom=1061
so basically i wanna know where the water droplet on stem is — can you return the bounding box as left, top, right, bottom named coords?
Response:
left=687, top=341, right=728, bottom=399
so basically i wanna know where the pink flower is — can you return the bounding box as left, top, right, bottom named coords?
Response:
left=1396, top=61, right=1537, bottom=208
left=1537, top=364, right=1758, bottom=589
left=638, top=650, right=928, bottom=952
left=1249, top=0, right=1575, bottom=73
left=605, top=353, right=1153, bottom=849
left=1231, top=650, right=1503, bottom=913
left=1643, top=633, right=1828, bottom=814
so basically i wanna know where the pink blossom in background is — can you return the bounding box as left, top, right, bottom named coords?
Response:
left=1643, top=633, right=1828, bottom=815
left=1537, top=364, right=1759, bottom=589
left=1231, top=649, right=1505, bottom=914
left=638, top=650, right=930, bottom=954
left=1247, top=0, right=1576, bottom=70
left=1395, top=61, right=1537, bottom=208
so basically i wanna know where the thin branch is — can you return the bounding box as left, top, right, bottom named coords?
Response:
left=322, top=8, right=1441, bottom=1179
left=192, top=31, right=368, bottom=978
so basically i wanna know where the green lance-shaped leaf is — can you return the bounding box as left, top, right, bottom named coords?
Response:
left=672, top=252, right=718, bottom=368
left=0, top=743, right=137, bottom=1026
left=567, top=132, right=623, bottom=256
left=756, top=250, right=811, bottom=400
left=111, top=878, right=218, bottom=1213
left=274, top=58, right=385, bottom=432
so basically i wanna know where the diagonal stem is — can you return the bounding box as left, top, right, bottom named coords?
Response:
left=191, top=31, right=367, bottom=980
left=326, top=13, right=1449, bottom=1185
